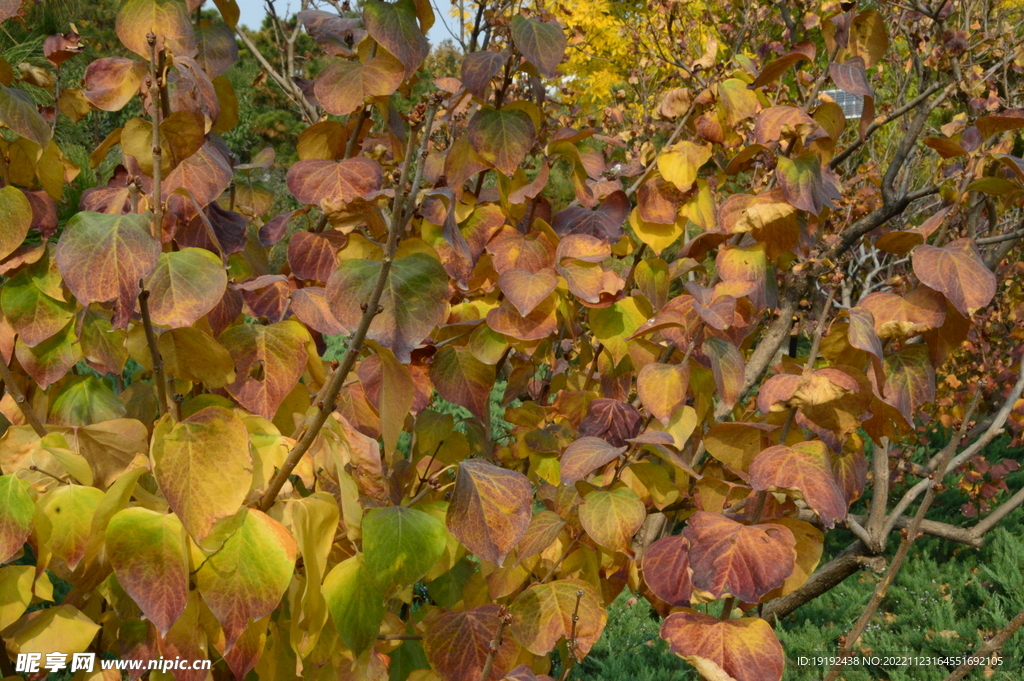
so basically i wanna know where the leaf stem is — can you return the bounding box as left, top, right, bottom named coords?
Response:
left=719, top=596, right=736, bottom=620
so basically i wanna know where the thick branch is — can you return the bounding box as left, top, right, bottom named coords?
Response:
left=139, top=286, right=170, bottom=418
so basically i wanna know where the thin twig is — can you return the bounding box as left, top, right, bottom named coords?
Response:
left=138, top=285, right=169, bottom=418
left=258, top=105, right=438, bottom=512
left=940, top=608, right=1024, bottom=681
left=478, top=607, right=511, bottom=681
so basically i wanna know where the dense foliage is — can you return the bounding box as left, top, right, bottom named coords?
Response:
left=1, top=1, right=1024, bottom=680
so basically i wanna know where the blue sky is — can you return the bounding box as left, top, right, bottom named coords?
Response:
left=234, top=0, right=460, bottom=47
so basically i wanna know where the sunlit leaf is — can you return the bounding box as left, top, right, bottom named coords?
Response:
left=657, top=142, right=711, bottom=192
left=151, top=406, right=253, bottom=541
left=323, top=554, right=385, bottom=656
left=36, top=484, right=103, bottom=570
left=682, top=511, right=795, bottom=603
left=749, top=441, right=847, bottom=528
left=911, top=238, right=996, bottom=316
left=509, top=579, right=607, bottom=656
left=106, top=507, right=189, bottom=636
left=0, top=474, right=33, bottom=563
left=560, top=437, right=626, bottom=485
left=363, top=505, right=447, bottom=595
left=661, top=610, right=784, bottom=681
left=115, top=0, right=194, bottom=59
left=144, top=248, right=227, bottom=328
left=195, top=509, right=296, bottom=649
left=314, top=51, right=405, bottom=116
left=219, top=320, right=310, bottom=419
left=579, top=486, right=645, bottom=554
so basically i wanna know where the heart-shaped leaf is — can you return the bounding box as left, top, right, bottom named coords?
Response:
left=468, top=106, right=536, bottom=177
left=447, top=459, right=532, bottom=566
left=144, top=248, right=227, bottom=328
left=510, top=16, right=566, bottom=77
left=151, top=406, right=253, bottom=541
left=327, top=253, right=448, bottom=363
left=55, top=211, right=160, bottom=328
left=682, top=511, right=795, bottom=603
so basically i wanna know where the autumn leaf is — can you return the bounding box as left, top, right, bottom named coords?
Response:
left=509, top=579, right=607, bottom=656
left=328, top=253, right=449, bottom=363
left=195, top=509, right=296, bottom=650
left=657, top=141, right=711, bottom=192
left=219, top=320, right=310, bottom=420
left=424, top=604, right=521, bottom=681
left=54, top=211, right=160, bottom=328
left=642, top=534, right=692, bottom=606
left=510, top=16, right=566, bottom=77
left=150, top=407, right=253, bottom=541
left=105, top=508, right=189, bottom=635
left=560, top=437, right=627, bottom=485
left=447, top=459, right=532, bottom=566
left=363, top=0, right=429, bottom=78
left=430, top=346, right=495, bottom=423
left=911, top=238, right=996, bottom=316
left=0, top=474, right=34, bottom=563
left=286, top=157, right=383, bottom=206
left=661, top=609, right=784, bottom=681
left=748, top=441, right=848, bottom=528
left=682, top=511, right=796, bottom=603
left=579, top=486, right=646, bottom=554
left=468, top=106, right=536, bottom=177
left=144, top=248, right=227, bottom=328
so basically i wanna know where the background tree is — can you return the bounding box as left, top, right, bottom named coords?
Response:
left=0, top=1, right=1023, bottom=681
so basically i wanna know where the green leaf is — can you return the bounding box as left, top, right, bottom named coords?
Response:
left=195, top=508, right=297, bottom=649
left=0, top=83, right=51, bottom=148
left=510, top=16, right=566, bottom=77
left=323, top=554, right=385, bottom=656
left=49, top=375, right=126, bottom=426
left=0, top=185, right=31, bottom=260
left=363, top=505, right=446, bottom=595
left=106, top=507, right=189, bottom=635
left=363, top=0, right=429, bottom=78
left=589, top=297, right=650, bottom=363
left=327, top=253, right=449, bottom=363
left=0, top=475, right=34, bottom=564
left=218, top=320, right=311, bottom=419
left=151, top=406, right=253, bottom=541
left=54, top=211, right=160, bottom=328
left=35, top=484, right=104, bottom=570
left=447, top=459, right=532, bottom=566
left=145, top=248, right=228, bottom=328
left=1, top=250, right=75, bottom=347
left=467, top=106, right=536, bottom=177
